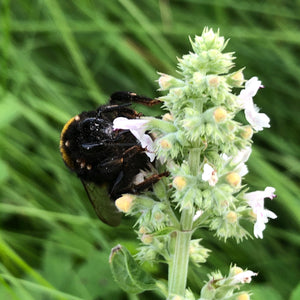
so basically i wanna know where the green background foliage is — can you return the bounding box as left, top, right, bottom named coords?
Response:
left=0, top=1, right=299, bottom=299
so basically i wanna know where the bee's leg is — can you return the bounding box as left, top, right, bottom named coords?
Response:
left=97, top=92, right=160, bottom=120
left=109, top=91, right=161, bottom=106
left=96, top=103, right=140, bottom=119
left=111, top=170, right=169, bottom=200
left=132, top=171, right=169, bottom=193
left=116, top=145, right=145, bottom=160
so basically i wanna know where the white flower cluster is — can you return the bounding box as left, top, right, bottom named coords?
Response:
left=237, top=77, right=270, bottom=131
left=244, top=187, right=276, bottom=238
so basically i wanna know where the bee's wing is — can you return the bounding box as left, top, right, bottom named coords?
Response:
left=82, top=180, right=122, bottom=226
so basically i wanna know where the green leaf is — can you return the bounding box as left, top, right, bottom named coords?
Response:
left=109, top=245, right=157, bottom=294
left=77, top=249, right=123, bottom=299
left=0, top=89, right=22, bottom=129
left=290, top=282, right=300, bottom=300
left=152, top=227, right=176, bottom=237
left=0, top=160, right=9, bottom=183
left=251, top=284, right=283, bottom=300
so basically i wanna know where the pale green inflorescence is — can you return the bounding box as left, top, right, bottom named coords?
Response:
left=120, top=28, right=268, bottom=264
left=111, top=28, right=275, bottom=299
left=114, top=27, right=274, bottom=264
left=148, top=28, right=254, bottom=242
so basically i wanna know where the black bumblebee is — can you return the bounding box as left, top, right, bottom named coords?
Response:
left=60, top=92, right=166, bottom=226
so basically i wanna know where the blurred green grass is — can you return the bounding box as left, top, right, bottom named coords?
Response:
left=0, top=0, right=299, bottom=299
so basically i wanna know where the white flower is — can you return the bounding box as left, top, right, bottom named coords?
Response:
left=113, top=117, right=155, bottom=162
left=232, top=147, right=252, bottom=176
left=202, top=164, right=218, bottom=186
left=232, top=270, right=258, bottom=284
left=241, top=77, right=263, bottom=100
left=244, top=187, right=277, bottom=239
left=193, top=210, right=203, bottom=222
left=231, top=147, right=252, bottom=165
left=221, top=147, right=252, bottom=177
left=238, top=77, right=270, bottom=131
left=244, top=107, right=270, bottom=131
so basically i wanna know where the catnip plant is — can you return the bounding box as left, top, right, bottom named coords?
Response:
left=110, top=28, right=277, bottom=300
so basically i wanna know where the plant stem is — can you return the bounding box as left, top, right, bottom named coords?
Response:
left=167, top=148, right=201, bottom=299
left=168, top=210, right=193, bottom=298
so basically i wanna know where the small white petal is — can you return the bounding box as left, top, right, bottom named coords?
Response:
left=245, top=108, right=270, bottom=131
left=193, top=210, right=203, bottom=222
left=221, top=148, right=251, bottom=177
left=133, top=172, right=145, bottom=184
left=245, top=187, right=276, bottom=239
left=244, top=77, right=263, bottom=97
left=139, top=133, right=156, bottom=162
left=238, top=77, right=262, bottom=108
left=113, top=117, right=149, bottom=132
left=254, top=220, right=265, bottom=239
left=113, top=117, right=155, bottom=162
left=264, top=187, right=276, bottom=199
left=232, top=270, right=258, bottom=284
left=238, top=163, right=249, bottom=177
left=202, top=164, right=214, bottom=181
left=202, top=164, right=218, bottom=186
left=232, top=147, right=252, bottom=165
left=265, top=209, right=277, bottom=219
left=220, top=153, right=230, bottom=161
left=238, top=77, right=270, bottom=131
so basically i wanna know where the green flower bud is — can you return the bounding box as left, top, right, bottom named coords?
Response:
left=159, top=138, right=172, bottom=149
left=237, top=293, right=250, bottom=300
left=226, top=172, right=241, bottom=187
left=227, top=69, right=245, bottom=87
left=162, top=113, right=174, bottom=122
left=213, top=107, right=228, bottom=123
left=226, top=211, right=238, bottom=224
left=141, top=234, right=153, bottom=244
left=157, top=72, right=184, bottom=90
left=170, top=296, right=184, bottom=300
left=173, top=176, right=187, bottom=191
left=115, top=194, right=135, bottom=213
left=189, top=239, right=210, bottom=264
left=240, top=125, right=253, bottom=139
left=139, top=226, right=149, bottom=234
left=231, top=266, right=244, bottom=276
left=208, top=75, right=220, bottom=88
left=193, top=28, right=226, bottom=52
left=192, top=71, right=204, bottom=85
